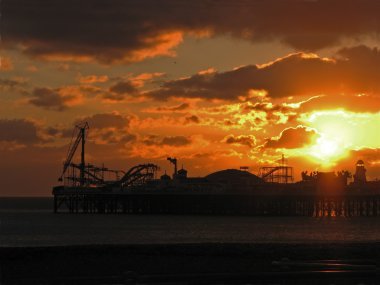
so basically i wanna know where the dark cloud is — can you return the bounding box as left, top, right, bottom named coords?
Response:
left=98, top=131, right=136, bottom=144
left=0, top=78, right=24, bottom=89
left=264, top=126, right=319, bottom=149
left=148, top=46, right=380, bottom=101
left=77, top=113, right=131, bottom=129
left=153, top=103, right=190, bottom=113
left=3, top=0, right=380, bottom=63
left=142, top=135, right=159, bottom=146
left=109, top=81, right=138, bottom=95
left=184, top=115, right=200, bottom=124
left=0, top=78, right=28, bottom=94
left=223, top=135, right=256, bottom=148
left=161, top=136, right=191, bottom=146
left=102, top=93, right=127, bottom=101
left=44, top=126, right=73, bottom=139
left=29, top=88, right=65, bottom=110
left=143, top=135, right=191, bottom=147
left=0, top=119, right=41, bottom=144
left=35, top=113, right=132, bottom=143
left=103, top=80, right=139, bottom=101
left=68, top=113, right=135, bottom=145
left=29, top=87, right=80, bottom=111
left=45, top=127, right=60, bottom=136
left=167, top=103, right=189, bottom=111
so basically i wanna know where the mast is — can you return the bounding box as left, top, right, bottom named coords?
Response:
left=80, top=126, right=86, bottom=186
left=59, top=122, right=89, bottom=186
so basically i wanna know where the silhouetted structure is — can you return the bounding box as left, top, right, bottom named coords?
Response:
left=53, top=124, right=380, bottom=217
left=167, top=157, right=178, bottom=178
left=354, top=160, right=367, bottom=184
left=59, top=122, right=89, bottom=186
left=259, top=155, right=293, bottom=183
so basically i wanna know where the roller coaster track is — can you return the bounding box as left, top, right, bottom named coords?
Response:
left=115, top=163, right=159, bottom=189
left=261, top=166, right=283, bottom=179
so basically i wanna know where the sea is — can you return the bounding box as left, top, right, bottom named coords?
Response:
left=1, top=197, right=380, bottom=247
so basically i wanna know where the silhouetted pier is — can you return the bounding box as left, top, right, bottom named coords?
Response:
left=53, top=123, right=380, bottom=217
left=53, top=187, right=380, bottom=217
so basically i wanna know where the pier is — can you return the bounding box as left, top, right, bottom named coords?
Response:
left=53, top=187, right=380, bottom=217
left=52, top=123, right=380, bottom=217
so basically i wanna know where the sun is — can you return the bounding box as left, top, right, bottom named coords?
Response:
left=283, top=129, right=350, bottom=167
left=284, top=133, right=347, bottom=167
left=298, top=110, right=358, bottom=166
left=308, top=135, right=347, bottom=165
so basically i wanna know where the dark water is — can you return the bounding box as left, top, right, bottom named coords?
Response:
left=1, top=197, right=380, bottom=247
left=0, top=197, right=52, bottom=212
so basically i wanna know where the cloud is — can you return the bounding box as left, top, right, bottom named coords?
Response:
left=69, top=113, right=134, bottom=145
left=144, top=103, right=190, bottom=113
left=4, top=1, right=380, bottom=64
left=184, top=115, right=200, bottom=124
left=143, top=135, right=192, bottom=147
left=299, top=94, right=380, bottom=113
left=98, top=131, right=136, bottom=144
left=161, top=136, right=192, bottom=146
left=28, top=87, right=82, bottom=111
left=147, top=46, right=380, bottom=101
left=0, top=119, right=42, bottom=147
left=350, top=148, right=380, bottom=165
left=3, top=0, right=185, bottom=64
left=264, top=125, right=319, bottom=149
left=109, top=80, right=138, bottom=95
left=77, top=74, right=109, bottom=84
left=44, top=113, right=135, bottom=145
left=104, top=80, right=139, bottom=101
left=240, top=101, right=297, bottom=125
left=77, top=113, right=131, bottom=130
left=101, top=73, right=165, bottom=101
left=223, top=134, right=256, bottom=148
left=0, top=77, right=28, bottom=94
left=129, top=72, right=165, bottom=88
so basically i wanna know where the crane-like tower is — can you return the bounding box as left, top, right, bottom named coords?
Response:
left=59, top=122, right=89, bottom=186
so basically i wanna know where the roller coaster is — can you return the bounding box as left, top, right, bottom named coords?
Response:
left=259, top=155, right=294, bottom=183
left=59, top=122, right=159, bottom=190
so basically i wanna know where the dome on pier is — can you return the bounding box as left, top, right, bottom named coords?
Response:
left=206, top=169, right=263, bottom=185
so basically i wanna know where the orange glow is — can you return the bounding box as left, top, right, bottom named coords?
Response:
left=294, top=109, right=380, bottom=166
left=308, top=135, right=348, bottom=165
left=0, top=56, right=13, bottom=71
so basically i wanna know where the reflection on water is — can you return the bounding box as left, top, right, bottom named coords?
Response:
left=315, top=199, right=380, bottom=217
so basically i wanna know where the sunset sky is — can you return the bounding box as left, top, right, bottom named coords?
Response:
left=2, top=0, right=380, bottom=196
